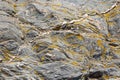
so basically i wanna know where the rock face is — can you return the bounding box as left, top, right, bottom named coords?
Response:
left=0, top=0, right=120, bottom=80
left=35, top=62, right=82, bottom=80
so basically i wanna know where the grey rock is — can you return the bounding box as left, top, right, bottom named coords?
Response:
left=4, top=40, right=19, bottom=51
left=0, top=76, right=5, bottom=80
left=17, top=3, right=50, bottom=29
left=88, top=70, right=104, bottom=79
left=0, top=0, right=119, bottom=80
left=0, top=21, right=23, bottom=44
left=67, top=0, right=116, bottom=12
left=1, top=68, right=14, bottom=76
left=112, top=59, right=120, bottom=67
left=36, top=49, right=67, bottom=62
left=48, top=50, right=67, bottom=61
left=105, top=68, right=120, bottom=77
left=35, top=62, right=82, bottom=80
left=19, top=46, right=36, bottom=56
left=0, top=11, right=10, bottom=16
left=32, top=41, right=50, bottom=53
left=0, top=1, right=15, bottom=15
left=0, top=40, right=19, bottom=55
left=26, top=30, right=38, bottom=38
left=108, top=14, right=120, bottom=38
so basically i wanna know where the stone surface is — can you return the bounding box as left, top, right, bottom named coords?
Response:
left=0, top=0, right=120, bottom=80
left=35, top=62, right=82, bottom=80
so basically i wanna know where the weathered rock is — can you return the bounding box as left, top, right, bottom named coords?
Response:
left=112, top=59, right=120, bottom=67
left=0, top=1, right=15, bottom=15
left=19, top=46, right=35, bottom=56
left=35, top=62, right=82, bottom=80
left=1, top=67, right=14, bottom=76
left=0, top=0, right=120, bottom=80
left=0, top=16, right=23, bottom=44
left=26, top=30, right=39, bottom=38
left=105, top=67, right=120, bottom=77
left=88, top=70, right=104, bottom=79
left=3, top=40, right=19, bottom=51
left=36, top=49, right=67, bottom=62
left=16, top=3, right=50, bottom=29
left=108, top=14, right=120, bottom=37
left=67, top=0, right=116, bottom=12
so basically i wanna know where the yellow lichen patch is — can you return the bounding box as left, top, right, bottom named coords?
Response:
left=51, top=6, right=58, bottom=11
left=102, top=2, right=120, bottom=21
left=64, top=33, right=74, bottom=38
left=101, top=48, right=107, bottom=59
left=113, top=49, right=120, bottom=55
left=48, top=44, right=59, bottom=49
left=79, top=46, right=90, bottom=56
left=32, top=41, right=48, bottom=50
left=17, top=3, right=26, bottom=7
left=97, top=40, right=104, bottom=49
left=76, top=34, right=84, bottom=41
left=51, top=35, right=58, bottom=44
left=1, top=49, right=22, bottom=62
left=18, top=23, right=28, bottom=34
left=87, top=33, right=104, bottom=39
left=103, top=75, right=110, bottom=80
left=108, top=38, right=120, bottom=43
left=1, top=49, right=12, bottom=61
left=65, top=49, right=77, bottom=55
left=61, top=38, right=71, bottom=46
left=32, top=44, right=39, bottom=51
left=41, top=56, right=45, bottom=61
left=50, top=3, right=62, bottom=11
left=90, top=49, right=95, bottom=57
left=108, top=21, right=116, bottom=26
left=60, top=8, right=71, bottom=15
left=73, top=21, right=82, bottom=25
left=106, top=32, right=111, bottom=38
left=13, top=2, right=27, bottom=12
left=62, top=33, right=83, bottom=47
left=79, top=20, right=100, bottom=33
left=34, top=70, right=45, bottom=80
left=51, top=3, right=62, bottom=7
left=71, top=61, right=79, bottom=66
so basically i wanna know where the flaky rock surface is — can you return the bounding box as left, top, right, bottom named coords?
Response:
left=0, top=0, right=120, bottom=80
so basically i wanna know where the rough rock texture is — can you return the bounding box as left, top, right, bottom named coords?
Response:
left=0, top=0, right=120, bottom=80
left=35, top=62, right=82, bottom=80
